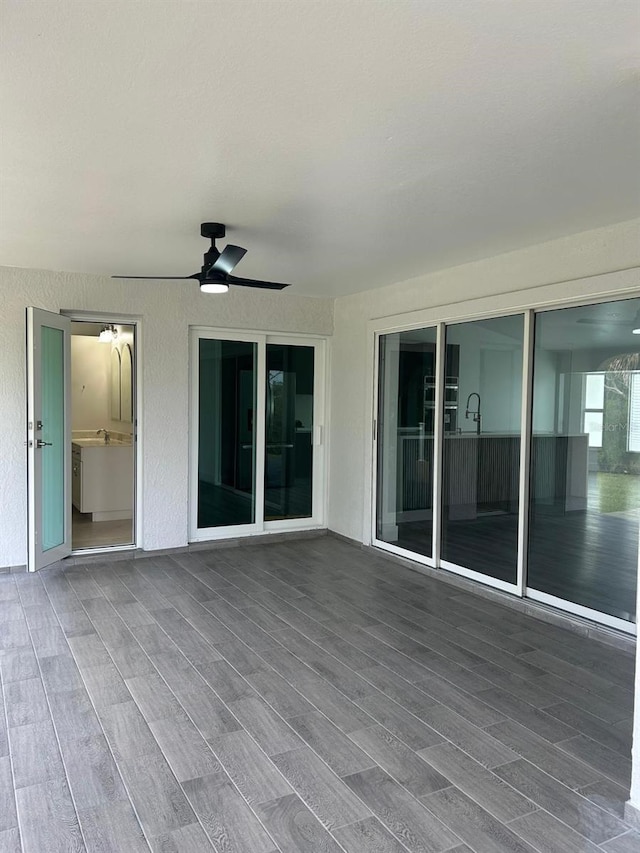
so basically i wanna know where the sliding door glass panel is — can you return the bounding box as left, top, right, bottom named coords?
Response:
left=441, top=315, right=524, bottom=583
left=198, top=339, right=256, bottom=528
left=376, top=328, right=437, bottom=558
left=265, top=344, right=314, bottom=520
left=528, top=298, right=640, bottom=623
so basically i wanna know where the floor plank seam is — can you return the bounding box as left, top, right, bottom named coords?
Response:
left=64, top=561, right=303, bottom=852
left=2, top=538, right=634, bottom=853
left=37, top=569, right=159, bottom=852
left=0, top=609, right=23, bottom=853
left=14, top=572, right=94, bottom=853
left=112, top=553, right=466, bottom=852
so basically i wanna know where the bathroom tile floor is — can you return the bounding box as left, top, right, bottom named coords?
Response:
left=0, top=535, right=637, bottom=852
left=72, top=508, right=134, bottom=550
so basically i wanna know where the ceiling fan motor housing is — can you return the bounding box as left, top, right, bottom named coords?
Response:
left=201, top=224, right=225, bottom=274
left=200, top=222, right=225, bottom=240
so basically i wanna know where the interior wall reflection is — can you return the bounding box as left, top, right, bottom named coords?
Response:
left=265, top=344, right=314, bottom=521
left=376, top=328, right=437, bottom=559
left=528, top=297, right=640, bottom=623
left=441, top=315, right=524, bottom=584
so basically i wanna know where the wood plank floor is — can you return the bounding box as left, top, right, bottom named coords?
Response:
left=0, top=535, right=637, bottom=852
left=394, top=503, right=638, bottom=621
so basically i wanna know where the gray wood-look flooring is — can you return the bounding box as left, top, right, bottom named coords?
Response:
left=0, top=535, right=637, bottom=853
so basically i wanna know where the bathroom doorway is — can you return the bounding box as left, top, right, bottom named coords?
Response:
left=70, top=321, right=136, bottom=551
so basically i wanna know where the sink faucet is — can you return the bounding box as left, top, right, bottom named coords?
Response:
left=465, top=393, right=482, bottom=435
left=96, top=428, right=111, bottom=444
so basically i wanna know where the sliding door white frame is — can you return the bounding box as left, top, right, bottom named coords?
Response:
left=431, top=323, right=446, bottom=568
left=439, top=561, right=519, bottom=595
left=524, top=299, right=639, bottom=636
left=366, top=268, right=640, bottom=630
left=526, top=588, right=636, bottom=635
left=264, top=335, right=327, bottom=533
left=189, top=328, right=264, bottom=541
left=189, top=328, right=326, bottom=542
left=516, top=309, right=535, bottom=597
left=370, top=324, right=440, bottom=568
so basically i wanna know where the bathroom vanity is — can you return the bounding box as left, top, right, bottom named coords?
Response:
left=71, top=438, right=134, bottom=521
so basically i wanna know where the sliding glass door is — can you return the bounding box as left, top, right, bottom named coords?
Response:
left=375, top=328, right=438, bottom=561
left=197, top=338, right=258, bottom=530
left=265, top=344, right=315, bottom=521
left=527, top=297, right=640, bottom=628
left=440, top=315, right=524, bottom=588
left=191, top=332, right=324, bottom=540
left=374, top=296, right=638, bottom=631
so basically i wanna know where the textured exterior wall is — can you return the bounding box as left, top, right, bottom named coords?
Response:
left=0, top=267, right=333, bottom=567
left=329, top=217, right=640, bottom=543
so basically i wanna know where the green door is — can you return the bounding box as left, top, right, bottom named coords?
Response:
left=27, top=307, right=71, bottom=570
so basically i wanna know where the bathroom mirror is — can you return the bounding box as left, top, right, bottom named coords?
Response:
left=120, top=343, right=133, bottom=423
left=110, top=348, right=121, bottom=420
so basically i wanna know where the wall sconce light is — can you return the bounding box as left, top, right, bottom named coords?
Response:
left=98, top=324, right=118, bottom=343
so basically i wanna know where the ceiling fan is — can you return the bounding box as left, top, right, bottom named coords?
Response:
left=113, top=223, right=290, bottom=293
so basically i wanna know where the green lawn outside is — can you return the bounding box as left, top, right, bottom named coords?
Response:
left=596, top=472, right=640, bottom=514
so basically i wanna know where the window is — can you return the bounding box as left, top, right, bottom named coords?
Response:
left=583, top=373, right=604, bottom=448
left=629, top=372, right=640, bottom=453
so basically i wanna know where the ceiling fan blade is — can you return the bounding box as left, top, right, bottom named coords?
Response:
left=210, top=245, right=247, bottom=276
left=111, top=274, right=200, bottom=280
left=226, top=274, right=290, bottom=291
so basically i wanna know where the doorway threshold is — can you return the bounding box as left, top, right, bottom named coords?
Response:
left=71, top=544, right=137, bottom=558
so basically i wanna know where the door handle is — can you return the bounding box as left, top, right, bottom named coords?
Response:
left=36, top=440, right=53, bottom=448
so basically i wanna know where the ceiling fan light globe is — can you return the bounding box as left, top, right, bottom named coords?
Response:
left=200, top=281, right=229, bottom=294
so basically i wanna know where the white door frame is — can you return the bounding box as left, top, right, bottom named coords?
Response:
left=189, top=327, right=327, bottom=542
left=63, top=312, right=142, bottom=554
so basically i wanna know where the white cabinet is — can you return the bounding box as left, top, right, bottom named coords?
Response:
left=71, top=443, right=133, bottom=521
left=72, top=447, right=82, bottom=508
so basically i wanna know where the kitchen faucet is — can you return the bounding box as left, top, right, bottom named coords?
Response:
left=465, top=393, right=482, bottom=435
left=96, top=428, right=111, bottom=444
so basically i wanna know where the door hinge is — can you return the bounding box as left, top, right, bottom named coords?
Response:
left=373, top=419, right=377, bottom=441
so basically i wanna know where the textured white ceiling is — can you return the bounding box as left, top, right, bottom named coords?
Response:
left=1, top=1, right=638, bottom=297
